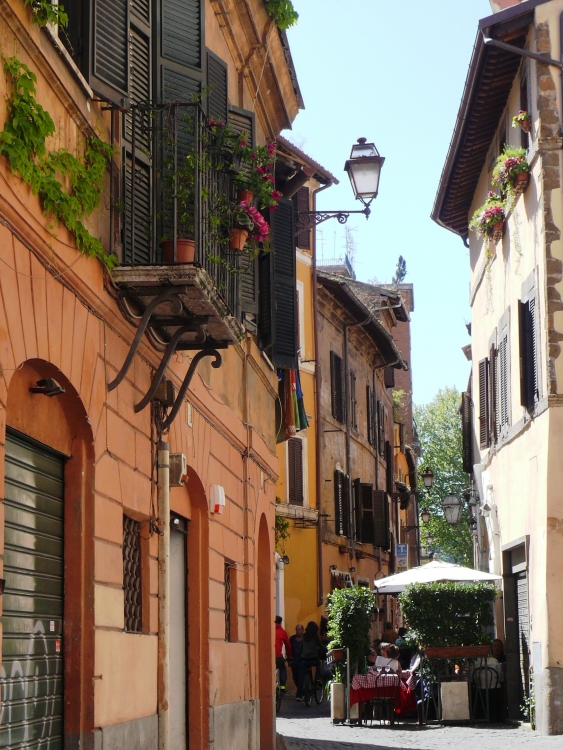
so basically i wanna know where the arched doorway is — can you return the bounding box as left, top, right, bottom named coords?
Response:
left=1, top=360, right=95, bottom=748
left=257, top=513, right=274, bottom=750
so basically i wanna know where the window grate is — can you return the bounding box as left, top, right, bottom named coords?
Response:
left=123, top=515, right=142, bottom=633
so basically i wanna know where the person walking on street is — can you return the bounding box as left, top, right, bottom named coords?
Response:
left=275, top=615, right=292, bottom=695
left=290, top=624, right=305, bottom=699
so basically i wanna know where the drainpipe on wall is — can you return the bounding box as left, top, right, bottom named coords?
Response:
left=312, top=180, right=332, bottom=607
left=158, top=440, right=170, bottom=750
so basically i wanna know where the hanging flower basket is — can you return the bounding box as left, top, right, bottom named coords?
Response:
left=229, top=228, right=249, bottom=252
left=512, top=110, right=531, bottom=133
left=492, top=147, right=530, bottom=196
left=237, top=189, right=254, bottom=204
left=490, top=221, right=504, bottom=244
left=469, top=194, right=505, bottom=242
left=512, top=171, right=529, bottom=197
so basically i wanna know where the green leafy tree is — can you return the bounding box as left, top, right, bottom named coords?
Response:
left=326, top=586, right=374, bottom=677
left=414, top=387, right=472, bottom=565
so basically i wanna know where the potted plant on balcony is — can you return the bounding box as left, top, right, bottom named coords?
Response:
left=232, top=140, right=281, bottom=209
left=492, top=146, right=530, bottom=199
left=229, top=200, right=270, bottom=254
left=159, top=140, right=197, bottom=264
left=469, top=192, right=506, bottom=244
left=512, top=110, right=531, bottom=133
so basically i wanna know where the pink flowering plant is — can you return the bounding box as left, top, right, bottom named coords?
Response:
left=232, top=201, right=270, bottom=255
left=469, top=192, right=505, bottom=239
left=492, top=146, right=529, bottom=193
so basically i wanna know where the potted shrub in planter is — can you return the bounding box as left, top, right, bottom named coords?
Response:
left=512, top=110, right=531, bottom=134
left=493, top=146, right=530, bottom=198
left=326, top=585, right=374, bottom=723
left=469, top=193, right=506, bottom=244
left=159, top=142, right=197, bottom=264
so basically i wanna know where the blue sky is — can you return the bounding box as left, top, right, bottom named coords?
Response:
left=282, top=0, right=493, bottom=404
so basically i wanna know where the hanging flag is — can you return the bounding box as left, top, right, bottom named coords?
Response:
left=295, top=368, right=309, bottom=431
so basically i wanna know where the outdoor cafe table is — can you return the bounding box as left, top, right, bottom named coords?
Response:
left=350, top=670, right=417, bottom=720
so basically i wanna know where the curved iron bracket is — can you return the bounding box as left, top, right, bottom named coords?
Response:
left=108, top=291, right=183, bottom=391
left=134, top=324, right=206, bottom=413
left=161, top=349, right=222, bottom=430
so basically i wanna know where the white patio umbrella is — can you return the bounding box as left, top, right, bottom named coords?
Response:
left=373, top=559, right=500, bottom=594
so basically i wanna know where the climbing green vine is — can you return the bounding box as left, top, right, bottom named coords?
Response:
left=0, top=56, right=117, bottom=270
left=23, top=0, right=68, bottom=28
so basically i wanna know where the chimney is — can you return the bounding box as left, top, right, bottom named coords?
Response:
left=489, top=0, right=525, bottom=12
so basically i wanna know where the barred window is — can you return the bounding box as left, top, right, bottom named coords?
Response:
left=123, top=515, right=142, bottom=633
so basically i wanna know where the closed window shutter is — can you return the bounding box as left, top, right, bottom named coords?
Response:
left=288, top=438, right=303, bottom=506
left=228, top=107, right=255, bottom=140
left=366, top=386, right=373, bottom=446
left=478, top=358, right=489, bottom=449
left=499, top=333, right=509, bottom=429
left=295, top=187, right=310, bottom=250
left=330, top=352, right=345, bottom=423
left=360, top=484, right=375, bottom=545
left=384, top=367, right=395, bottom=389
left=519, top=298, right=538, bottom=410
left=350, top=371, right=357, bottom=431
left=377, top=400, right=385, bottom=455
left=258, top=199, right=297, bottom=369
left=89, top=0, right=130, bottom=107
left=385, top=440, right=394, bottom=494
left=162, top=0, right=201, bottom=69
left=373, top=490, right=390, bottom=549
left=334, top=470, right=350, bottom=537
left=207, top=52, right=228, bottom=122
left=489, top=344, right=498, bottom=444
left=353, top=478, right=362, bottom=541
left=462, top=391, right=473, bottom=473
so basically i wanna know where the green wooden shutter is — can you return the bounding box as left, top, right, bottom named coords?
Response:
left=207, top=52, right=228, bottom=122
left=353, top=478, right=361, bottom=541
left=366, top=385, right=373, bottom=446
left=342, top=475, right=351, bottom=538
left=89, top=0, right=130, bottom=107
left=462, top=391, right=473, bottom=474
left=350, top=371, right=357, bottom=431
left=373, top=490, right=390, bottom=549
left=385, top=440, right=394, bottom=494
left=330, top=352, right=345, bottom=424
left=288, top=438, right=304, bottom=506
left=489, top=344, right=498, bottom=444
left=259, top=198, right=298, bottom=369
left=361, top=484, right=375, bottom=545
left=161, top=0, right=201, bottom=69
left=295, top=187, right=310, bottom=250
left=519, top=298, right=538, bottom=410
left=478, top=358, right=489, bottom=449
left=334, top=470, right=345, bottom=536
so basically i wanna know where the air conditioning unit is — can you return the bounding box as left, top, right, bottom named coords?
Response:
left=169, top=453, right=187, bottom=487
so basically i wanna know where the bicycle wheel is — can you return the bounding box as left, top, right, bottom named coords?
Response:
left=314, top=679, right=324, bottom=705
left=304, top=673, right=313, bottom=707
left=276, top=686, right=282, bottom=714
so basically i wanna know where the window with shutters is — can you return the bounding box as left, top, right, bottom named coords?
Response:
left=489, top=343, right=498, bottom=444
left=377, top=401, right=385, bottom=455
left=360, top=484, right=375, bottom=545
left=519, top=295, right=539, bottom=411
left=287, top=437, right=304, bottom=506
left=367, top=385, right=376, bottom=447
left=385, top=440, right=394, bottom=494
left=258, top=198, right=298, bottom=370
left=123, top=515, right=142, bottom=633
left=334, top=470, right=350, bottom=537
left=373, top=490, right=390, bottom=549
left=294, top=187, right=311, bottom=250
left=462, top=391, right=473, bottom=473
left=207, top=52, right=228, bottom=122
left=478, top=358, right=490, bottom=449
left=350, top=371, right=357, bottom=432
left=353, top=478, right=362, bottom=541
left=498, top=313, right=510, bottom=433
left=330, top=352, right=346, bottom=423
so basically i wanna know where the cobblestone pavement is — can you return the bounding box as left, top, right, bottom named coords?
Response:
left=276, top=695, right=561, bottom=750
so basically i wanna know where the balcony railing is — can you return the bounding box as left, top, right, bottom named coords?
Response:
left=121, top=101, right=241, bottom=317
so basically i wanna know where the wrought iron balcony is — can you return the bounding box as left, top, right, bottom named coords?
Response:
left=114, top=101, right=247, bottom=350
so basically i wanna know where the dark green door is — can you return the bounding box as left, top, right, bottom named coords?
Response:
left=0, top=429, right=65, bottom=748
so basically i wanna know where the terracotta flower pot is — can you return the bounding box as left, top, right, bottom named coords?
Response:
left=490, top=220, right=504, bottom=244
left=229, top=228, right=249, bottom=252
left=512, top=171, right=530, bottom=196
left=329, top=647, right=346, bottom=662
left=237, top=189, right=254, bottom=204
left=161, top=239, right=196, bottom=264
left=519, top=119, right=531, bottom=133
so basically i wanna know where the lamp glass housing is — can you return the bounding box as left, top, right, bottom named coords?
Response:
left=421, top=508, right=431, bottom=524
left=344, top=139, right=384, bottom=204
left=442, top=494, right=463, bottom=525
left=421, top=467, right=434, bottom=489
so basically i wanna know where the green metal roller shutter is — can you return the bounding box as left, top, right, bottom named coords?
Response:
left=0, top=429, right=65, bottom=749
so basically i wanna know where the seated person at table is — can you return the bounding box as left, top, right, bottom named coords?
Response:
left=492, top=638, right=506, bottom=665
left=375, top=643, right=401, bottom=673
left=395, top=627, right=413, bottom=669
left=367, top=638, right=383, bottom=664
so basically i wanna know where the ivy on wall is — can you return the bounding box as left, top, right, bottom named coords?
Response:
left=23, top=0, right=68, bottom=27
left=0, top=56, right=117, bottom=270
left=263, top=0, right=298, bottom=30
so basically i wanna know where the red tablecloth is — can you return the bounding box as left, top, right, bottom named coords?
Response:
left=350, top=672, right=417, bottom=714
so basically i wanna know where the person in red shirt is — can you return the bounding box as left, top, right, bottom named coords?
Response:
left=275, top=616, right=292, bottom=693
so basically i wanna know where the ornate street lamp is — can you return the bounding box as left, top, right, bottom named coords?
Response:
left=421, top=507, right=431, bottom=524
left=421, top=467, right=435, bottom=490
left=296, top=137, right=384, bottom=230
left=442, top=494, right=463, bottom=525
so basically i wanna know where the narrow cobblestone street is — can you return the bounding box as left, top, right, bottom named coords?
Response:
left=276, top=696, right=561, bottom=750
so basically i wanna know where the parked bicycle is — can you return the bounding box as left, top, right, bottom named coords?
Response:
left=275, top=668, right=282, bottom=714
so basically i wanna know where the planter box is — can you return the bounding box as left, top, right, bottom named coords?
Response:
left=425, top=645, right=490, bottom=659
left=331, top=682, right=346, bottom=723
